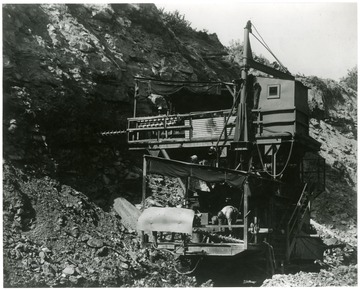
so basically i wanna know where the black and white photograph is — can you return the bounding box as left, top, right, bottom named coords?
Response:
left=2, top=1, right=357, bottom=287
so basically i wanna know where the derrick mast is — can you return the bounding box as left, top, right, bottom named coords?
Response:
left=229, top=20, right=324, bottom=263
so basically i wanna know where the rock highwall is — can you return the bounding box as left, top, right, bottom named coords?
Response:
left=3, top=3, right=240, bottom=203
left=305, top=76, right=357, bottom=186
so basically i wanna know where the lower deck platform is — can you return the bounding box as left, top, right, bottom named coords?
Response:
left=156, top=241, right=248, bottom=257
left=128, top=137, right=233, bottom=150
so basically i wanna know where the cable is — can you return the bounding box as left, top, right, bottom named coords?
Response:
left=174, top=257, right=203, bottom=275
left=251, top=33, right=287, bottom=73
left=251, top=24, right=274, bottom=57
left=256, top=139, right=294, bottom=178
left=250, top=24, right=288, bottom=73
left=251, top=24, right=281, bottom=63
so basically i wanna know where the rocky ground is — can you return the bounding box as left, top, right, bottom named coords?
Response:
left=262, top=265, right=357, bottom=287
left=3, top=163, right=200, bottom=287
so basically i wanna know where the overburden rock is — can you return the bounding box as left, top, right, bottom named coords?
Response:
left=301, top=76, right=357, bottom=133
left=3, top=3, right=239, bottom=183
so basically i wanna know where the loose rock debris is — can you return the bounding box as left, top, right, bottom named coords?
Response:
left=3, top=163, right=199, bottom=287
left=262, top=265, right=357, bottom=287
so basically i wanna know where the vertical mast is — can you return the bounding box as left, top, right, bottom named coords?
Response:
left=235, top=20, right=252, bottom=143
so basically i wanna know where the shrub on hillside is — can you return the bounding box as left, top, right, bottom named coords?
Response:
left=158, top=8, right=192, bottom=35
left=340, top=66, right=357, bottom=91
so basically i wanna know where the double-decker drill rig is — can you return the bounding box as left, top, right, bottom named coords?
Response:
left=120, top=21, right=326, bottom=275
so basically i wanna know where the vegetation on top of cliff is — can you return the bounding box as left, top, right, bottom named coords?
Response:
left=340, top=66, right=357, bottom=91
left=158, top=8, right=192, bottom=35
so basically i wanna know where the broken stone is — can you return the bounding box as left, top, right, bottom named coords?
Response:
left=63, top=266, right=75, bottom=275
left=87, top=238, right=104, bottom=248
left=39, top=251, right=46, bottom=259
left=68, top=275, right=78, bottom=284
left=96, top=246, right=109, bottom=257
left=50, top=264, right=58, bottom=273
left=118, top=254, right=128, bottom=263
left=70, top=226, right=80, bottom=238
left=15, top=243, right=25, bottom=251
left=59, top=276, right=67, bottom=284
left=42, top=247, right=51, bottom=253
left=57, top=217, right=65, bottom=226
left=42, top=262, right=55, bottom=277
left=80, top=234, right=91, bottom=242
left=30, top=260, right=39, bottom=269
left=324, top=237, right=338, bottom=246
left=118, top=261, right=129, bottom=269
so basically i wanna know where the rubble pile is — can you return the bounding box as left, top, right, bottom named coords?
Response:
left=145, top=175, right=184, bottom=208
left=2, top=163, right=198, bottom=287
left=262, top=219, right=357, bottom=287
left=262, top=265, right=357, bottom=287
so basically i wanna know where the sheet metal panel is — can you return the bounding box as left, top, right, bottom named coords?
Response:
left=257, top=77, right=295, bottom=111
left=255, top=77, right=310, bottom=137
left=185, top=116, right=235, bottom=139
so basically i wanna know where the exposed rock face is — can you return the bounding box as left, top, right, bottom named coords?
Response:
left=304, top=76, right=357, bottom=187
left=3, top=3, right=237, bottom=104
left=304, top=76, right=357, bottom=138
left=301, top=76, right=357, bottom=262
left=310, top=118, right=356, bottom=186
left=3, top=3, right=240, bottom=202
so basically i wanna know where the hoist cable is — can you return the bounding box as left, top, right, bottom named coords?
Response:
left=251, top=24, right=283, bottom=65
left=251, top=24, right=272, bottom=53
left=250, top=24, right=288, bottom=72
left=250, top=33, right=287, bottom=72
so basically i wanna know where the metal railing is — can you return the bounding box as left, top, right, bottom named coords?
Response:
left=127, top=109, right=236, bottom=144
left=252, top=107, right=309, bottom=137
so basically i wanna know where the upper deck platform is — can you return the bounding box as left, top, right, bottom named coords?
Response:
left=126, top=107, right=320, bottom=152
left=127, top=109, right=236, bottom=150
left=124, top=76, right=320, bottom=153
